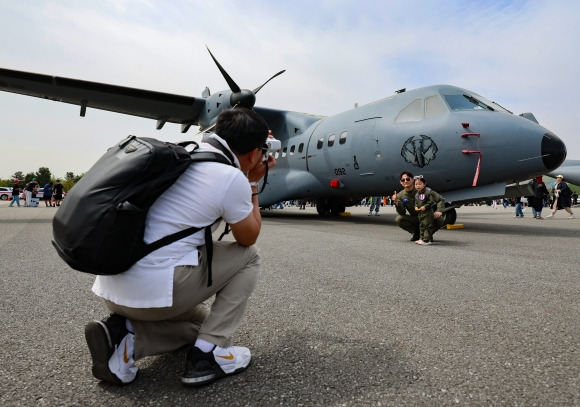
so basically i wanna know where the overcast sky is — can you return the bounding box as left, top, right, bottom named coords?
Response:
left=1, top=0, right=579, bottom=179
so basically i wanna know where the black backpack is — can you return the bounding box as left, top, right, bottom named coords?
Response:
left=52, top=135, right=234, bottom=283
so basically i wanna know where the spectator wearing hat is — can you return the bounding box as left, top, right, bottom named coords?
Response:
left=547, top=175, right=575, bottom=218
left=9, top=179, right=22, bottom=207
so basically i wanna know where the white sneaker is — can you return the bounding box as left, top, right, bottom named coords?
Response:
left=546, top=214, right=554, bottom=218
left=182, top=345, right=251, bottom=386
left=570, top=214, right=576, bottom=219
left=108, top=333, right=138, bottom=384
left=85, top=314, right=138, bottom=385
left=213, top=346, right=251, bottom=374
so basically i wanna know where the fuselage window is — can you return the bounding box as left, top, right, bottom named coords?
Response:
left=317, top=137, right=324, bottom=149
left=339, top=131, right=347, bottom=144
left=328, top=134, right=336, bottom=147
left=282, top=147, right=287, bottom=157
left=298, top=143, right=304, bottom=153
left=425, top=95, right=446, bottom=119
left=395, top=98, right=423, bottom=122
left=290, top=145, right=295, bottom=155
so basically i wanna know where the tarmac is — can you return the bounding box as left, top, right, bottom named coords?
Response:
left=0, top=200, right=579, bottom=406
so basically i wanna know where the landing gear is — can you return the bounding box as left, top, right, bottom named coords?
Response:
left=443, top=207, right=457, bottom=225
left=316, top=201, right=346, bottom=216
left=330, top=203, right=345, bottom=215
left=316, top=203, right=328, bottom=215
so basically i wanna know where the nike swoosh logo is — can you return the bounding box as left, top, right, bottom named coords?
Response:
left=216, top=352, right=234, bottom=360
left=123, top=341, right=130, bottom=363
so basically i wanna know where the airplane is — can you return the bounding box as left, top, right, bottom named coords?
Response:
left=548, top=159, right=580, bottom=186
left=0, top=49, right=567, bottom=224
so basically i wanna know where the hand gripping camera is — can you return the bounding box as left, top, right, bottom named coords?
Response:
left=263, top=137, right=281, bottom=160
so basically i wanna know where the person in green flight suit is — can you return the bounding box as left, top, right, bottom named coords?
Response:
left=413, top=176, right=445, bottom=245
left=391, top=171, right=446, bottom=241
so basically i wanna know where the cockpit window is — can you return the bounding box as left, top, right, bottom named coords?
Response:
left=425, top=95, right=446, bottom=119
left=395, top=98, right=423, bottom=122
left=444, top=94, right=495, bottom=111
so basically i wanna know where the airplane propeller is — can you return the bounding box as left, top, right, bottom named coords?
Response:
left=206, top=46, right=285, bottom=109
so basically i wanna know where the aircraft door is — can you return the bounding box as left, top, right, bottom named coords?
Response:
left=305, top=129, right=352, bottom=183
left=350, top=119, right=380, bottom=180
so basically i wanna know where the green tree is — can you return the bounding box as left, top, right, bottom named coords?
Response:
left=61, top=171, right=84, bottom=192
left=11, top=171, right=25, bottom=181
left=23, top=172, right=36, bottom=184
left=36, top=167, right=52, bottom=186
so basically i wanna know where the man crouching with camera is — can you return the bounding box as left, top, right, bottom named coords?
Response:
left=86, top=107, right=276, bottom=386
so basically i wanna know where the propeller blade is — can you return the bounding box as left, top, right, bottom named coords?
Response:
left=206, top=46, right=241, bottom=93
left=253, top=70, right=286, bottom=94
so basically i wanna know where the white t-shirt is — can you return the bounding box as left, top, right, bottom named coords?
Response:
left=91, top=136, right=253, bottom=308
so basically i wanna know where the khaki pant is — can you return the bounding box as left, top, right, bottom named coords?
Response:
left=104, top=242, right=260, bottom=360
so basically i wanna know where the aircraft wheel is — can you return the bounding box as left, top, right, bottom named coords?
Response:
left=316, top=203, right=329, bottom=215
left=330, top=204, right=346, bottom=215
left=444, top=208, right=457, bottom=225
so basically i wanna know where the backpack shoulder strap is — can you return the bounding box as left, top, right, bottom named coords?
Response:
left=201, top=137, right=237, bottom=166
left=190, top=151, right=234, bottom=166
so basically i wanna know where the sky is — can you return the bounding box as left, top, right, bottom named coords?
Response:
left=1, top=0, right=579, bottom=179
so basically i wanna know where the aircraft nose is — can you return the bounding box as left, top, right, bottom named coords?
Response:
left=542, top=132, right=566, bottom=171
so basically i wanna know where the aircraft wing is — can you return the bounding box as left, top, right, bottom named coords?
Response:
left=0, top=68, right=205, bottom=129
left=547, top=159, right=580, bottom=186
left=443, top=183, right=507, bottom=204
left=443, top=182, right=535, bottom=205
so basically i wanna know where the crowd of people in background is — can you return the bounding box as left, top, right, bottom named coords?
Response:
left=6, top=178, right=65, bottom=207
left=3, top=174, right=577, bottom=222
left=488, top=175, right=576, bottom=219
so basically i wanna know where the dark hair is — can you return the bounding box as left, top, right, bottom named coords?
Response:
left=414, top=176, right=427, bottom=185
left=215, top=108, right=269, bottom=155
left=399, top=170, right=414, bottom=179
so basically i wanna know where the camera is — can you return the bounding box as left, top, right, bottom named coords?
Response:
left=263, top=138, right=281, bottom=153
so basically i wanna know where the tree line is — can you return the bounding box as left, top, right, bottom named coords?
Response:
left=1, top=167, right=83, bottom=191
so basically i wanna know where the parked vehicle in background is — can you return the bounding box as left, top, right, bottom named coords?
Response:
left=0, top=186, right=12, bottom=201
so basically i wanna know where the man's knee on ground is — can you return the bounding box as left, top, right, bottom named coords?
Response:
left=395, top=215, right=404, bottom=227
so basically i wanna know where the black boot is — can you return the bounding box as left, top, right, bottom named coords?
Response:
left=410, top=229, right=420, bottom=241
left=411, top=229, right=421, bottom=242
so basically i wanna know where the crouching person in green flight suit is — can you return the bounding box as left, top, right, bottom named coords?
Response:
left=391, top=171, right=446, bottom=242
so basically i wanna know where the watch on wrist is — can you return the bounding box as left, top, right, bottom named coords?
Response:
left=249, top=182, right=259, bottom=188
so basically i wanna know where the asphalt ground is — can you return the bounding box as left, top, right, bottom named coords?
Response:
left=0, top=200, right=579, bottom=406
